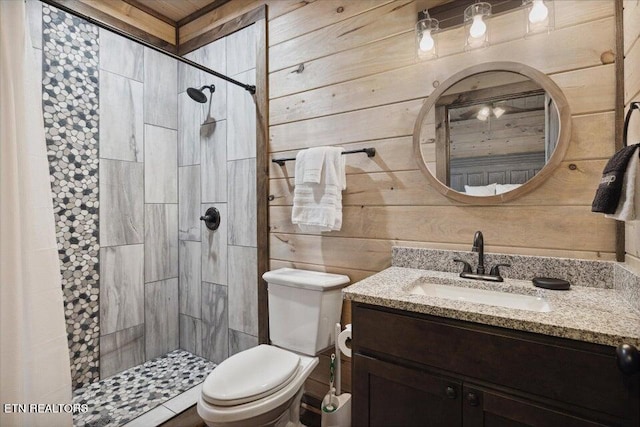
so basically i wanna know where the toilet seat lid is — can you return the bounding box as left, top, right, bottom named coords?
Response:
left=202, top=345, right=300, bottom=407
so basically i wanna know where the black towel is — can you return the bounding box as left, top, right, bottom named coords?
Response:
left=592, top=143, right=640, bottom=214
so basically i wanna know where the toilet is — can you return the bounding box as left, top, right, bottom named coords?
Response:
left=197, top=268, right=350, bottom=427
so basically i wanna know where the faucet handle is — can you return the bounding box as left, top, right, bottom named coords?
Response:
left=489, top=263, right=511, bottom=277
left=453, top=259, right=473, bottom=273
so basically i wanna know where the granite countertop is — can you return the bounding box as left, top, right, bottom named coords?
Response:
left=343, top=267, right=640, bottom=348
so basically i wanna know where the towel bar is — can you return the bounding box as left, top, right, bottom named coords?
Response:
left=623, top=101, right=640, bottom=147
left=272, top=148, right=376, bottom=166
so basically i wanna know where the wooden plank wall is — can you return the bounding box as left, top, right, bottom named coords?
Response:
left=624, top=0, right=640, bottom=271
left=178, top=0, right=620, bottom=399
left=264, top=0, right=618, bottom=397
left=268, top=0, right=617, bottom=282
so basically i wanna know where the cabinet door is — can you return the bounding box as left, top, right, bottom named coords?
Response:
left=352, top=353, right=462, bottom=427
left=462, top=385, right=606, bottom=427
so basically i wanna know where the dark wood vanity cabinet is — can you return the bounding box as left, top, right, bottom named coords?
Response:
left=352, top=303, right=640, bottom=427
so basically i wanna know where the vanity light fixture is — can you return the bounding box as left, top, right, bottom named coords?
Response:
left=416, top=10, right=439, bottom=60
left=476, top=106, right=491, bottom=121
left=523, top=0, right=554, bottom=36
left=464, top=2, right=491, bottom=50
left=476, top=104, right=506, bottom=121
left=492, top=105, right=506, bottom=119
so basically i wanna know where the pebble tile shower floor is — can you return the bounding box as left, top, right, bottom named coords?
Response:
left=73, top=350, right=215, bottom=426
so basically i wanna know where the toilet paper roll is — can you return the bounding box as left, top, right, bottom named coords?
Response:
left=338, top=324, right=352, bottom=358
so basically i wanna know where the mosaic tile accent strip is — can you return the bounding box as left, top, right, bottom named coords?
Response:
left=73, top=350, right=215, bottom=427
left=43, top=4, right=100, bottom=389
left=392, top=247, right=615, bottom=289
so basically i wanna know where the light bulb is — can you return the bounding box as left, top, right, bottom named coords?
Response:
left=492, top=106, right=505, bottom=119
left=469, top=14, right=487, bottom=38
left=528, top=0, right=548, bottom=24
left=477, top=106, right=490, bottom=121
left=419, top=30, right=435, bottom=52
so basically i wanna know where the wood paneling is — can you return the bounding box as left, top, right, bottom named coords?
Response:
left=270, top=159, right=608, bottom=208
left=268, top=2, right=613, bottom=99
left=255, top=14, right=270, bottom=345
left=270, top=205, right=615, bottom=252
left=265, top=0, right=617, bottom=266
left=178, top=0, right=310, bottom=46
left=269, top=0, right=416, bottom=72
left=268, top=0, right=399, bottom=47
left=76, top=0, right=175, bottom=43
left=623, top=0, right=640, bottom=56
left=625, top=0, right=640, bottom=261
left=48, top=0, right=177, bottom=51
left=270, top=17, right=614, bottom=124
left=269, top=99, right=424, bottom=153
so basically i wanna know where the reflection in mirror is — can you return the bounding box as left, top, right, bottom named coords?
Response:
left=420, top=70, right=560, bottom=196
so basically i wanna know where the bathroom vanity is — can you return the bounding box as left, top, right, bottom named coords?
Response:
left=345, top=264, right=640, bottom=426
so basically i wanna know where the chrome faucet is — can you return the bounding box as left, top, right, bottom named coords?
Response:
left=453, top=231, right=510, bottom=282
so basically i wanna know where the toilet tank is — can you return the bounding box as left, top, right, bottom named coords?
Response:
left=263, top=268, right=350, bottom=356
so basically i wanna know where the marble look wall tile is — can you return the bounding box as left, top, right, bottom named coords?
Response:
left=228, top=159, right=256, bottom=247
left=227, top=68, right=256, bottom=161
left=202, top=203, right=227, bottom=285
left=200, top=38, right=227, bottom=122
left=179, top=165, right=201, bottom=241
left=145, top=278, right=179, bottom=360
left=99, top=28, right=143, bottom=81
left=144, top=48, right=177, bottom=129
left=145, top=204, right=178, bottom=283
left=391, top=247, right=615, bottom=289
left=100, top=245, right=144, bottom=335
left=179, top=314, right=202, bottom=357
left=228, top=245, right=258, bottom=336
left=179, top=240, right=201, bottom=318
left=225, top=24, right=255, bottom=76
left=178, top=50, right=203, bottom=94
left=178, top=92, right=203, bottom=166
left=202, top=282, right=228, bottom=364
left=201, top=120, right=227, bottom=203
left=100, top=324, right=145, bottom=378
left=26, top=0, right=42, bottom=50
left=145, top=125, right=178, bottom=203
left=229, top=329, right=258, bottom=357
left=100, top=70, right=143, bottom=162
left=100, top=159, right=144, bottom=246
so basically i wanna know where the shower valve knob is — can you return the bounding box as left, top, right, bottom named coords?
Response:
left=200, top=207, right=221, bottom=231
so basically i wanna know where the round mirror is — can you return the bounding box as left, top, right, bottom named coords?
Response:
left=413, top=62, right=571, bottom=203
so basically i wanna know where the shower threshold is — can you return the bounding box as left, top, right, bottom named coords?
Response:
left=73, top=350, right=215, bottom=427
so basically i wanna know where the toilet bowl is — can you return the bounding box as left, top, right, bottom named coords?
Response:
left=197, top=345, right=318, bottom=427
left=197, top=268, right=350, bottom=427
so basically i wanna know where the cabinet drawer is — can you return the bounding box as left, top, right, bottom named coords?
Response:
left=353, top=304, right=636, bottom=419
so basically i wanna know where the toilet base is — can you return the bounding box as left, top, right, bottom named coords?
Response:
left=199, top=387, right=306, bottom=427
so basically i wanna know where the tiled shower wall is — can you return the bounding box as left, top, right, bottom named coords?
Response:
left=29, top=1, right=258, bottom=387
left=33, top=2, right=180, bottom=387
left=98, top=28, right=179, bottom=377
left=177, top=25, right=259, bottom=363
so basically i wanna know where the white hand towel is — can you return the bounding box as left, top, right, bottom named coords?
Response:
left=291, top=147, right=345, bottom=231
left=606, top=152, right=640, bottom=221
left=295, top=147, right=327, bottom=184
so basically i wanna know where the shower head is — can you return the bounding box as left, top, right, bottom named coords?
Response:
left=187, top=84, right=215, bottom=103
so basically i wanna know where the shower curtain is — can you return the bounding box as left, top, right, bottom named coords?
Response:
left=0, top=1, right=73, bottom=426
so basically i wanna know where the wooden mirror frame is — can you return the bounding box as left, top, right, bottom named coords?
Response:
left=413, top=62, right=571, bottom=204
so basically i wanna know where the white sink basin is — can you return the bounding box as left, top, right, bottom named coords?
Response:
left=408, top=282, right=552, bottom=313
